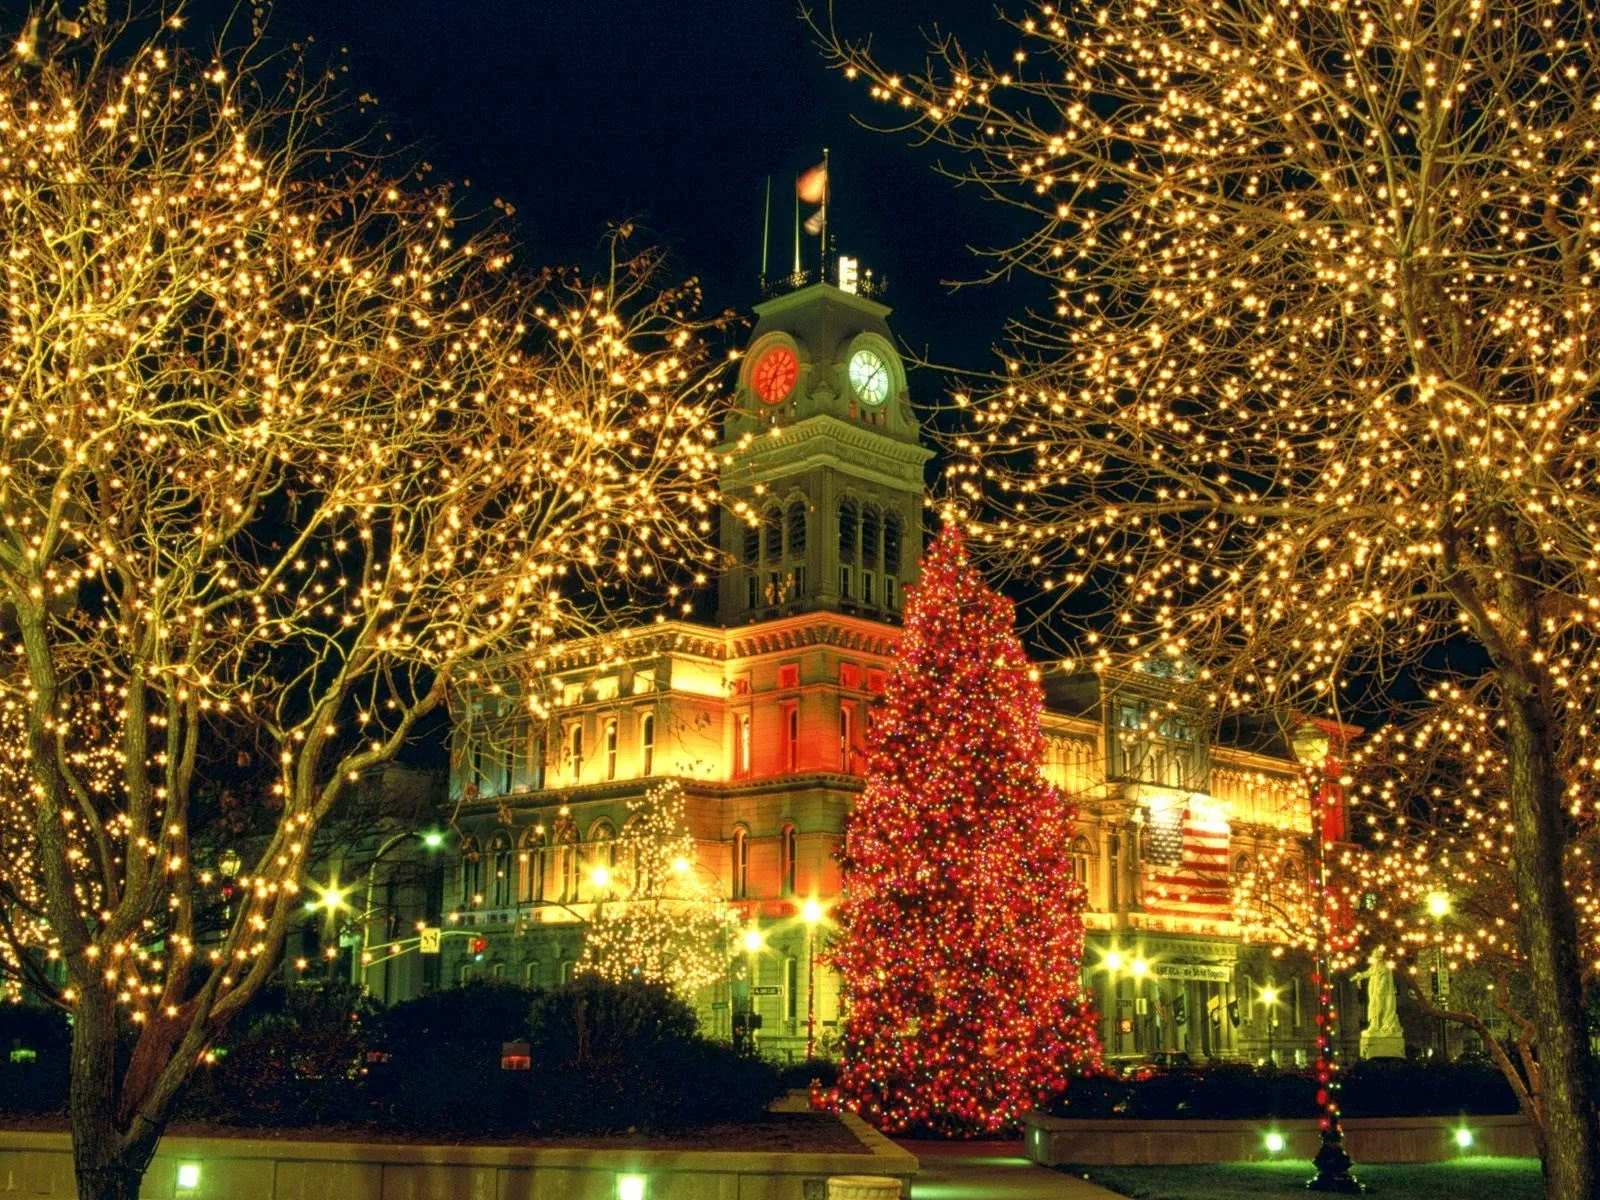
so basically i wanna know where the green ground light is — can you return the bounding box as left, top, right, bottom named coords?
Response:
left=1070, top=1158, right=1544, bottom=1200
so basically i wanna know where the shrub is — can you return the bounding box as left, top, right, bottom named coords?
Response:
left=181, top=981, right=375, bottom=1126
left=776, top=1057, right=840, bottom=1091
left=366, top=979, right=540, bottom=1134
left=0, top=1003, right=71, bottom=1114
left=526, top=977, right=782, bottom=1132
left=1045, top=1059, right=1520, bottom=1121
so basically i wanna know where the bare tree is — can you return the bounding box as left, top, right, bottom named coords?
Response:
left=0, top=8, right=728, bottom=1197
left=821, top=0, right=1600, bottom=1193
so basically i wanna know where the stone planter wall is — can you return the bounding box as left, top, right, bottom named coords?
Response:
left=0, top=1117, right=916, bottom=1200
left=1023, top=1111, right=1536, bottom=1167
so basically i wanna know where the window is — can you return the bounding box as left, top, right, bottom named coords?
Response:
left=839, top=705, right=854, bottom=772
left=742, top=520, right=760, bottom=564
left=779, top=663, right=800, bottom=689
left=746, top=575, right=759, bottom=610
left=785, top=955, right=799, bottom=1022
left=884, top=515, right=902, bottom=574
left=640, top=713, right=655, bottom=776
left=861, top=506, right=880, bottom=568
left=782, top=703, right=799, bottom=772
left=1070, top=836, right=1093, bottom=897
left=781, top=823, right=797, bottom=896
left=460, top=840, right=483, bottom=908
left=490, top=835, right=513, bottom=908
left=559, top=836, right=579, bottom=902
left=531, top=736, right=546, bottom=791
left=732, top=828, right=749, bottom=900
left=492, top=961, right=506, bottom=979
left=559, top=959, right=575, bottom=985
left=524, top=959, right=541, bottom=988
left=521, top=833, right=545, bottom=904
left=764, top=507, right=783, bottom=561
left=839, top=565, right=853, bottom=599
left=1107, top=832, right=1121, bottom=911
left=838, top=500, right=858, bottom=562
left=736, top=712, right=752, bottom=776
left=787, top=502, right=807, bottom=557
left=790, top=564, right=806, bottom=599
left=839, top=663, right=861, bottom=689
left=861, top=572, right=874, bottom=606
left=605, top=718, right=618, bottom=780
left=565, top=722, right=584, bottom=781
left=884, top=578, right=896, bottom=610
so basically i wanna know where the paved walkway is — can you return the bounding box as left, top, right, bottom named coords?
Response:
left=899, top=1140, right=1123, bottom=1199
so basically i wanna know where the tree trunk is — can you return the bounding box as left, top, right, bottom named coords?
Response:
left=1503, top=685, right=1599, bottom=1200
left=69, top=988, right=161, bottom=1200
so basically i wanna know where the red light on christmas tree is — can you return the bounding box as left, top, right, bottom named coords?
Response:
left=831, top=527, right=1101, bottom=1136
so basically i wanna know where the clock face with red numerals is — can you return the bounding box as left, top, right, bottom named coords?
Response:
left=752, top=346, right=799, bottom=405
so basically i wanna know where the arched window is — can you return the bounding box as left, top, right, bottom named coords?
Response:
left=1106, top=831, right=1121, bottom=911
left=839, top=705, right=854, bottom=772
left=837, top=500, right=858, bottom=563
left=1233, top=852, right=1255, bottom=881
left=732, top=827, right=749, bottom=900
left=523, top=959, right=542, bottom=988
left=565, top=722, right=584, bottom=781
left=1071, top=835, right=1093, bottom=896
left=786, top=501, right=807, bottom=558
left=604, top=718, right=619, bottom=780
left=764, top=507, right=784, bottom=561
left=589, top=821, right=617, bottom=877
left=490, top=833, right=513, bottom=908
left=883, top=514, right=902, bottom=575
left=780, top=822, right=797, bottom=896
left=559, top=959, right=575, bottom=985
left=558, top=832, right=579, bottom=902
left=640, top=713, right=655, bottom=776
left=742, top=519, right=760, bottom=565
left=861, top=506, right=881, bottom=569
left=459, top=838, right=483, bottom=908
left=520, top=828, right=546, bottom=905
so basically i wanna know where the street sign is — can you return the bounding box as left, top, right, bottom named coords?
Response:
left=751, top=985, right=781, bottom=996
left=419, top=926, right=441, bottom=955
left=711, top=1001, right=729, bottom=1010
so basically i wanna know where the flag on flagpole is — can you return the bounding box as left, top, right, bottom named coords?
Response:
left=797, top=161, right=828, bottom=205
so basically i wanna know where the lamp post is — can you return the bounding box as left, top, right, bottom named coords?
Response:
left=801, top=898, right=824, bottom=1059
left=1426, top=891, right=1451, bottom=1061
left=1290, top=721, right=1363, bottom=1194
left=1261, top=985, right=1279, bottom=1067
left=353, top=829, right=444, bottom=992
left=742, top=927, right=765, bottom=1054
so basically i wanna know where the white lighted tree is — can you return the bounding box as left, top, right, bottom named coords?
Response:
left=823, top=0, right=1600, bottom=1193
left=0, top=9, right=729, bottom=1198
left=578, top=779, right=732, bottom=1000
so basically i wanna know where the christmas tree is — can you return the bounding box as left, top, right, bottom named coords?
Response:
left=832, top=527, right=1101, bottom=1136
left=577, top=780, right=734, bottom=1001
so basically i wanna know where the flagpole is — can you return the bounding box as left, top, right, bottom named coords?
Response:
left=761, top=176, right=771, bottom=280
left=792, top=183, right=801, bottom=275
left=820, top=146, right=830, bottom=282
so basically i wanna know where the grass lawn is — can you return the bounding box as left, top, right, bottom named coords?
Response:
left=1070, top=1158, right=1544, bottom=1200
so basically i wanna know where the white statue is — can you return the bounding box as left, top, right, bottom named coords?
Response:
left=1350, top=947, right=1404, bottom=1057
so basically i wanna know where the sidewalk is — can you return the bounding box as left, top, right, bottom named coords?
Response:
left=900, top=1139, right=1124, bottom=1199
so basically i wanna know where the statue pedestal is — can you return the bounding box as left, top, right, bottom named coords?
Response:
left=1360, top=1030, right=1405, bottom=1059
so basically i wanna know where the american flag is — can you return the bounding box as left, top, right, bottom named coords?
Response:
left=1144, top=803, right=1232, bottom=921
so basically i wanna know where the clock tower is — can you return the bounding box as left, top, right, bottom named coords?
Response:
left=717, top=281, right=933, bottom=625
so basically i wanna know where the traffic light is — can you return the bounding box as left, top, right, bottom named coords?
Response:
left=471, top=936, right=487, bottom=961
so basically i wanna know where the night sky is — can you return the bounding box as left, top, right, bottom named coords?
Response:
left=252, top=0, right=1034, bottom=377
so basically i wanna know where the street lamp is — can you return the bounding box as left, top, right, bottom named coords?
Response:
left=1261, top=984, right=1280, bottom=1067
left=1290, top=719, right=1363, bottom=1194
left=801, top=899, right=825, bottom=1059
left=1426, top=891, right=1452, bottom=1059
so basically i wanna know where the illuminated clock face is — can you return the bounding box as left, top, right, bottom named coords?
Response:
left=848, top=349, right=890, bottom=406
left=752, top=346, right=799, bottom=405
